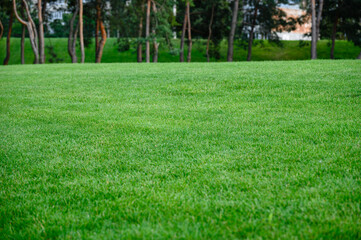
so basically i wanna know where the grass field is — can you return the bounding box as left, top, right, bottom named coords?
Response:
left=1, top=38, right=361, bottom=64
left=1, top=60, right=361, bottom=239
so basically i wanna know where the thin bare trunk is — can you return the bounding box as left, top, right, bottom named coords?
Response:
left=21, top=24, right=25, bottom=64
left=227, top=0, right=239, bottom=62
left=14, top=0, right=40, bottom=63
left=186, top=2, right=192, bottom=62
left=68, top=11, right=76, bottom=61
left=96, top=21, right=107, bottom=63
left=152, top=1, right=159, bottom=62
left=73, top=22, right=79, bottom=56
left=247, top=1, right=259, bottom=62
left=238, top=0, right=247, bottom=39
left=316, top=0, right=323, bottom=41
left=42, top=1, right=47, bottom=63
left=38, top=0, right=45, bottom=63
left=145, top=0, right=151, bottom=63
left=165, top=32, right=172, bottom=49
left=311, top=0, right=317, bottom=59
left=20, top=3, right=25, bottom=64
left=137, top=1, right=145, bottom=63
left=31, top=20, right=39, bottom=64
left=330, top=14, right=338, bottom=60
left=152, top=44, right=159, bottom=62
left=3, top=10, right=14, bottom=65
left=95, top=1, right=107, bottom=63
left=0, top=20, right=3, bottom=41
left=206, top=4, right=215, bottom=62
left=95, top=5, right=99, bottom=60
left=42, top=0, right=47, bottom=21
left=25, top=1, right=39, bottom=63
left=79, top=0, right=85, bottom=63
left=137, top=16, right=143, bottom=62
left=179, top=4, right=188, bottom=62
left=68, top=3, right=79, bottom=63
left=246, top=26, right=254, bottom=62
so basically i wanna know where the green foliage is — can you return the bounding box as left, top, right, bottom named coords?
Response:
left=116, top=37, right=132, bottom=51
left=109, top=0, right=137, bottom=38
left=341, top=0, right=361, bottom=47
left=0, top=0, right=12, bottom=35
left=298, top=40, right=310, bottom=48
left=198, top=0, right=232, bottom=44
left=108, top=0, right=175, bottom=55
left=45, top=44, right=64, bottom=63
left=319, top=0, right=361, bottom=46
left=176, top=0, right=232, bottom=51
left=1, top=61, right=361, bottom=239
left=243, top=0, right=295, bottom=40
left=151, top=0, right=175, bottom=41
left=49, top=19, right=68, bottom=38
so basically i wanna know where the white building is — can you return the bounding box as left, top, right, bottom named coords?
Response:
left=277, top=3, right=311, bottom=40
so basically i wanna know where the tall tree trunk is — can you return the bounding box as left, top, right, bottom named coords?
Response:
left=330, top=14, right=338, bottom=60
left=95, top=1, right=107, bottom=63
left=247, top=1, right=259, bottom=62
left=165, top=31, right=172, bottom=49
left=206, top=4, right=215, bottom=62
left=238, top=0, right=247, bottom=40
left=95, top=21, right=106, bottom=63
left=137, top=1, right=145, bottom=63
left=227, top=0, right=239, bottom=62
left=186, top=1, right=192, bottom=62
left=152, top=1, right=159, bottom=63
left=21, top=24, right=25, bottom=64
left=72, top=22, right=79, bottom=61
left=68, top=4, right=79, bottom=63
left=0, top=20, right=3, bottom=41
left=68, top=12, right=76, bottom=62
left=3, top=10, right=14, bottom=65
left=20, top=3, right=25, bottom=64
left=246, top=26, right=255, bottom=62
left=31, top=20, right=39, bottom=65
left=95, top=5, right=99, bottom=60
left=38, top=0, right=45, bottom=63
left=137, top=16, right=143, bottom=62
left=152, top=42, right=159, bottom=62
left=311, top=0, right=317, bottom=59
left=42, top=0, right=47, bottom=21
left=316, top=0, right=323, bottom=42
left=14, top=0, right=40, bottom=64
left=15, top=0, right=40, bottom=64
left=179, top=3, right=188, bottom=62
left=79, top=0, right=85, bottom=63
left=145, top=0, right=151, bottom=63
left=42, top=0, right=47, bottom=62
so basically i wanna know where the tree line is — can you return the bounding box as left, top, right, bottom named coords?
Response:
left=0, top=0, right=360, bottom=65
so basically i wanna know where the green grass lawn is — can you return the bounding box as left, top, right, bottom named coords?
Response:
left=1, top=38, right=360, bottom=64
left=1, top=60, right=361, bottom=239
